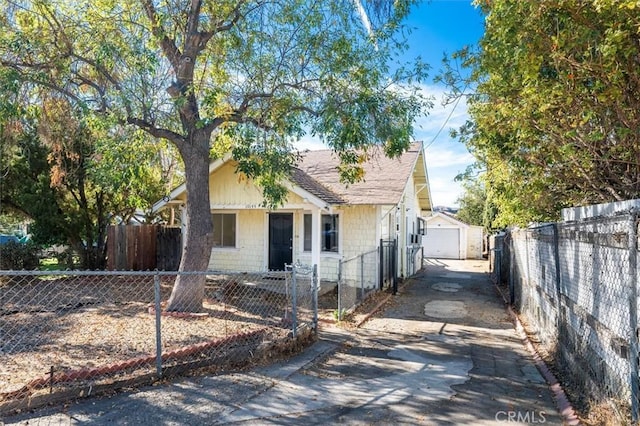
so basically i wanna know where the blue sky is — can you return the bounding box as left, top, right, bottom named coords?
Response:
left=406, top=1, right=485, bottom=208
left=296, top=1, right=485, bottom=208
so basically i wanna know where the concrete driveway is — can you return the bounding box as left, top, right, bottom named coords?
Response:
left=3, top=259, right=564, bottom=425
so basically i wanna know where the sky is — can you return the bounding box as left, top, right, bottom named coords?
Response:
left=405, top=1, right=485, bottom=208
left=296, top=1, right=485, bottom=208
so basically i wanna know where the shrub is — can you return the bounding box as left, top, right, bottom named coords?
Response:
left=0, top=241, right=40, bottom=270
left=55, top=248, right=77, bottom=270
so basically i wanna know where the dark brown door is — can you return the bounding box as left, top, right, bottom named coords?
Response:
left=269, top=213, right=293, bottom=270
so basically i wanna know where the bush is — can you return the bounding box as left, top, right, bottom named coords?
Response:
left=55, top=248, right=77, bottom=270
left=0, top=241, right=40, bottom=270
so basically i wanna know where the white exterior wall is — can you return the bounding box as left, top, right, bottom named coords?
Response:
left=466, top=226, right=484, bottom=259
left=340, top=205, right=378, bottom=258
left=379, top=206, right=395, bottom=240
left=424, top=215, right=467, bottom=259
left=399, top=174, right=424, bottom=276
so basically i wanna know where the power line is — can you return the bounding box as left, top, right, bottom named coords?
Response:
left=424, top=88, right=467, bottom=150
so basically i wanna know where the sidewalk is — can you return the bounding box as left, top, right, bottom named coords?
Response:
left=3, top=259, right=565, bottom=425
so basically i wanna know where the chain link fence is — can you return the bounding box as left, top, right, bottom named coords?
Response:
left=337, top=249, right=379, bottom=320
left=0, top=265, right=317, bottom=415
left=499, top=211, right=640, bottom=422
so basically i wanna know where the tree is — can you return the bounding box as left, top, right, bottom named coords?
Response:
left=442, top=0, right=640, bottom=226
left=456, top=178, right=494, bottom=230
left=0, top=0, right=429, bottom=311
left=1, top=97, right=172, bottom=269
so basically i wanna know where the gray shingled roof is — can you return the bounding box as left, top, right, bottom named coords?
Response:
left=291, top=142, right=424, bottom=206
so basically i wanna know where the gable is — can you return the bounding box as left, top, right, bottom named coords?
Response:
left=426, top=212, right=470, bottom=228
left=208, top=161, right=264, bottom=206
left=295, top=142, right=431, bottom=208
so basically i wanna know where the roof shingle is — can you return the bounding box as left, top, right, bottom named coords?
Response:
left=291, top=142, right=423, bottom=206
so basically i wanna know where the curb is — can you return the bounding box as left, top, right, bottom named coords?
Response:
left=0, top=329, right=266, bottom=405
left=355, top=292, right=394, bottom=328
left=495, top=284, right=581, bottom=426
left=355, top=279, right=412, bottom=328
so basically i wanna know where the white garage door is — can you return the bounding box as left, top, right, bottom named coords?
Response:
left=424, top=228, right=460, bottom=259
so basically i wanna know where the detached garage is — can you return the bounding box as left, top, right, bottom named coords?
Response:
left=422, top=212, right=484, bottom=259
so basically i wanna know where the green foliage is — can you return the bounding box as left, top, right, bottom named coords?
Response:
left=0, top=241, right=40, bottom=270
left=0, top=0, right=429, bottom=207
left=231, top=128, right=299, bottom=209
left=333, top=308, right=348, bottom=322
left=0, top=0, right=429, bottom=308
left=0, top=102, right=174, bottom=269
left=456, top=179, right=494, bottom=231
left=444, top=0, right=640, bottom=226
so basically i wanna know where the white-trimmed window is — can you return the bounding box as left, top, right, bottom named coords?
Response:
left=303, top=213, right=339, bottom=253
left=212, top=213, right=236, bottom=248
left=303, top=214, right=313, bottom=252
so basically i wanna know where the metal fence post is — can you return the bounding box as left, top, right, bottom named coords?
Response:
left=495, top=248, right=502, bottom=286
left=312, top=264, right=318, bottom=329
left=509, top=233, right=515, bottom=305
left=291, top=265, right=298, bottom=337
left=523, top=231, right=531, bottom=310
left=360, top=253, right=365, bottom=301
left=551, top=224, right=562, bottom=303
left=337, top=259, right=343, bottom=321
left=392, top=238, right=398, bottom=295
left=629, top=211, right=639, bottom=422
left=377, top=243, right=382, bottom=289
left=153, top=272, right=162, bottom=377
left=379, top=239, right=384, bottom=290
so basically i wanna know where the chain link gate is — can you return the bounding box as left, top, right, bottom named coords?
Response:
left=336, top=249, right=379, bottom=321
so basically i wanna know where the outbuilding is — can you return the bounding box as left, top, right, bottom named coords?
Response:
left=422, top=212, right=483, bottom=260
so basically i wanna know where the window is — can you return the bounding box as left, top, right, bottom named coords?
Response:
left=212, top=213, right=236, bottom=248
left=303, top=214, right=312, bottom=252
left=417, top=217, right=426, bottom=235
left=303, top=213, right=339, bottom=253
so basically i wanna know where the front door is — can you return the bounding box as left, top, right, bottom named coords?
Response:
left=269, top=213, right=293, bottom=271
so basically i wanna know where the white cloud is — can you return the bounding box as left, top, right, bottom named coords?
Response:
left=429, top=175, right=463, bottom=208
left=292, top=134, right=327, bottom=151
left=417, top=83, right=475, bottom=207
left=425, top=145, right=474, bottom=169
left=413, top=83, right=470, bottom=142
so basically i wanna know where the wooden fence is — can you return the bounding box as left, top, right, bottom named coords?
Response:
left=107, top=225, right=182, bottom=271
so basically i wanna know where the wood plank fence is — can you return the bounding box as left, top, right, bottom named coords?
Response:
left=107, top=225, right=182, bottom=271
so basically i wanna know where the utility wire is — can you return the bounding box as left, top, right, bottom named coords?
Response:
left=424, top=89, right=466, bottom=150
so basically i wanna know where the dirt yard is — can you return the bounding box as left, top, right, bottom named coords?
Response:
left=0, top=274, right=299, bottom=402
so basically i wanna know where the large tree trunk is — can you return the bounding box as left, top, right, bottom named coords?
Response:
left=165, top=132, right=213, bottom=312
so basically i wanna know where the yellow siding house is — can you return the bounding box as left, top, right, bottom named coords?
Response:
left=152, top=142, right=432, bottom=282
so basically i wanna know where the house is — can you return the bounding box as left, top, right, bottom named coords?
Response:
left=422, top=212, right=484, bottom=260
left=152, top=141, right=432, bottom=282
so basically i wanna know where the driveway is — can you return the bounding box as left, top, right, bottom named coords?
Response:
left=3, top=259, right=563, bottom=425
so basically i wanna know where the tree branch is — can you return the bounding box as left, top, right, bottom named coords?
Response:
left=140, top=0, right=182, bottom=71
left=126, top=117, right=186, bottom=145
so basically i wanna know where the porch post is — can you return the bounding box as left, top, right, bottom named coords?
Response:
left=311, top=207, right=322, bottom=283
